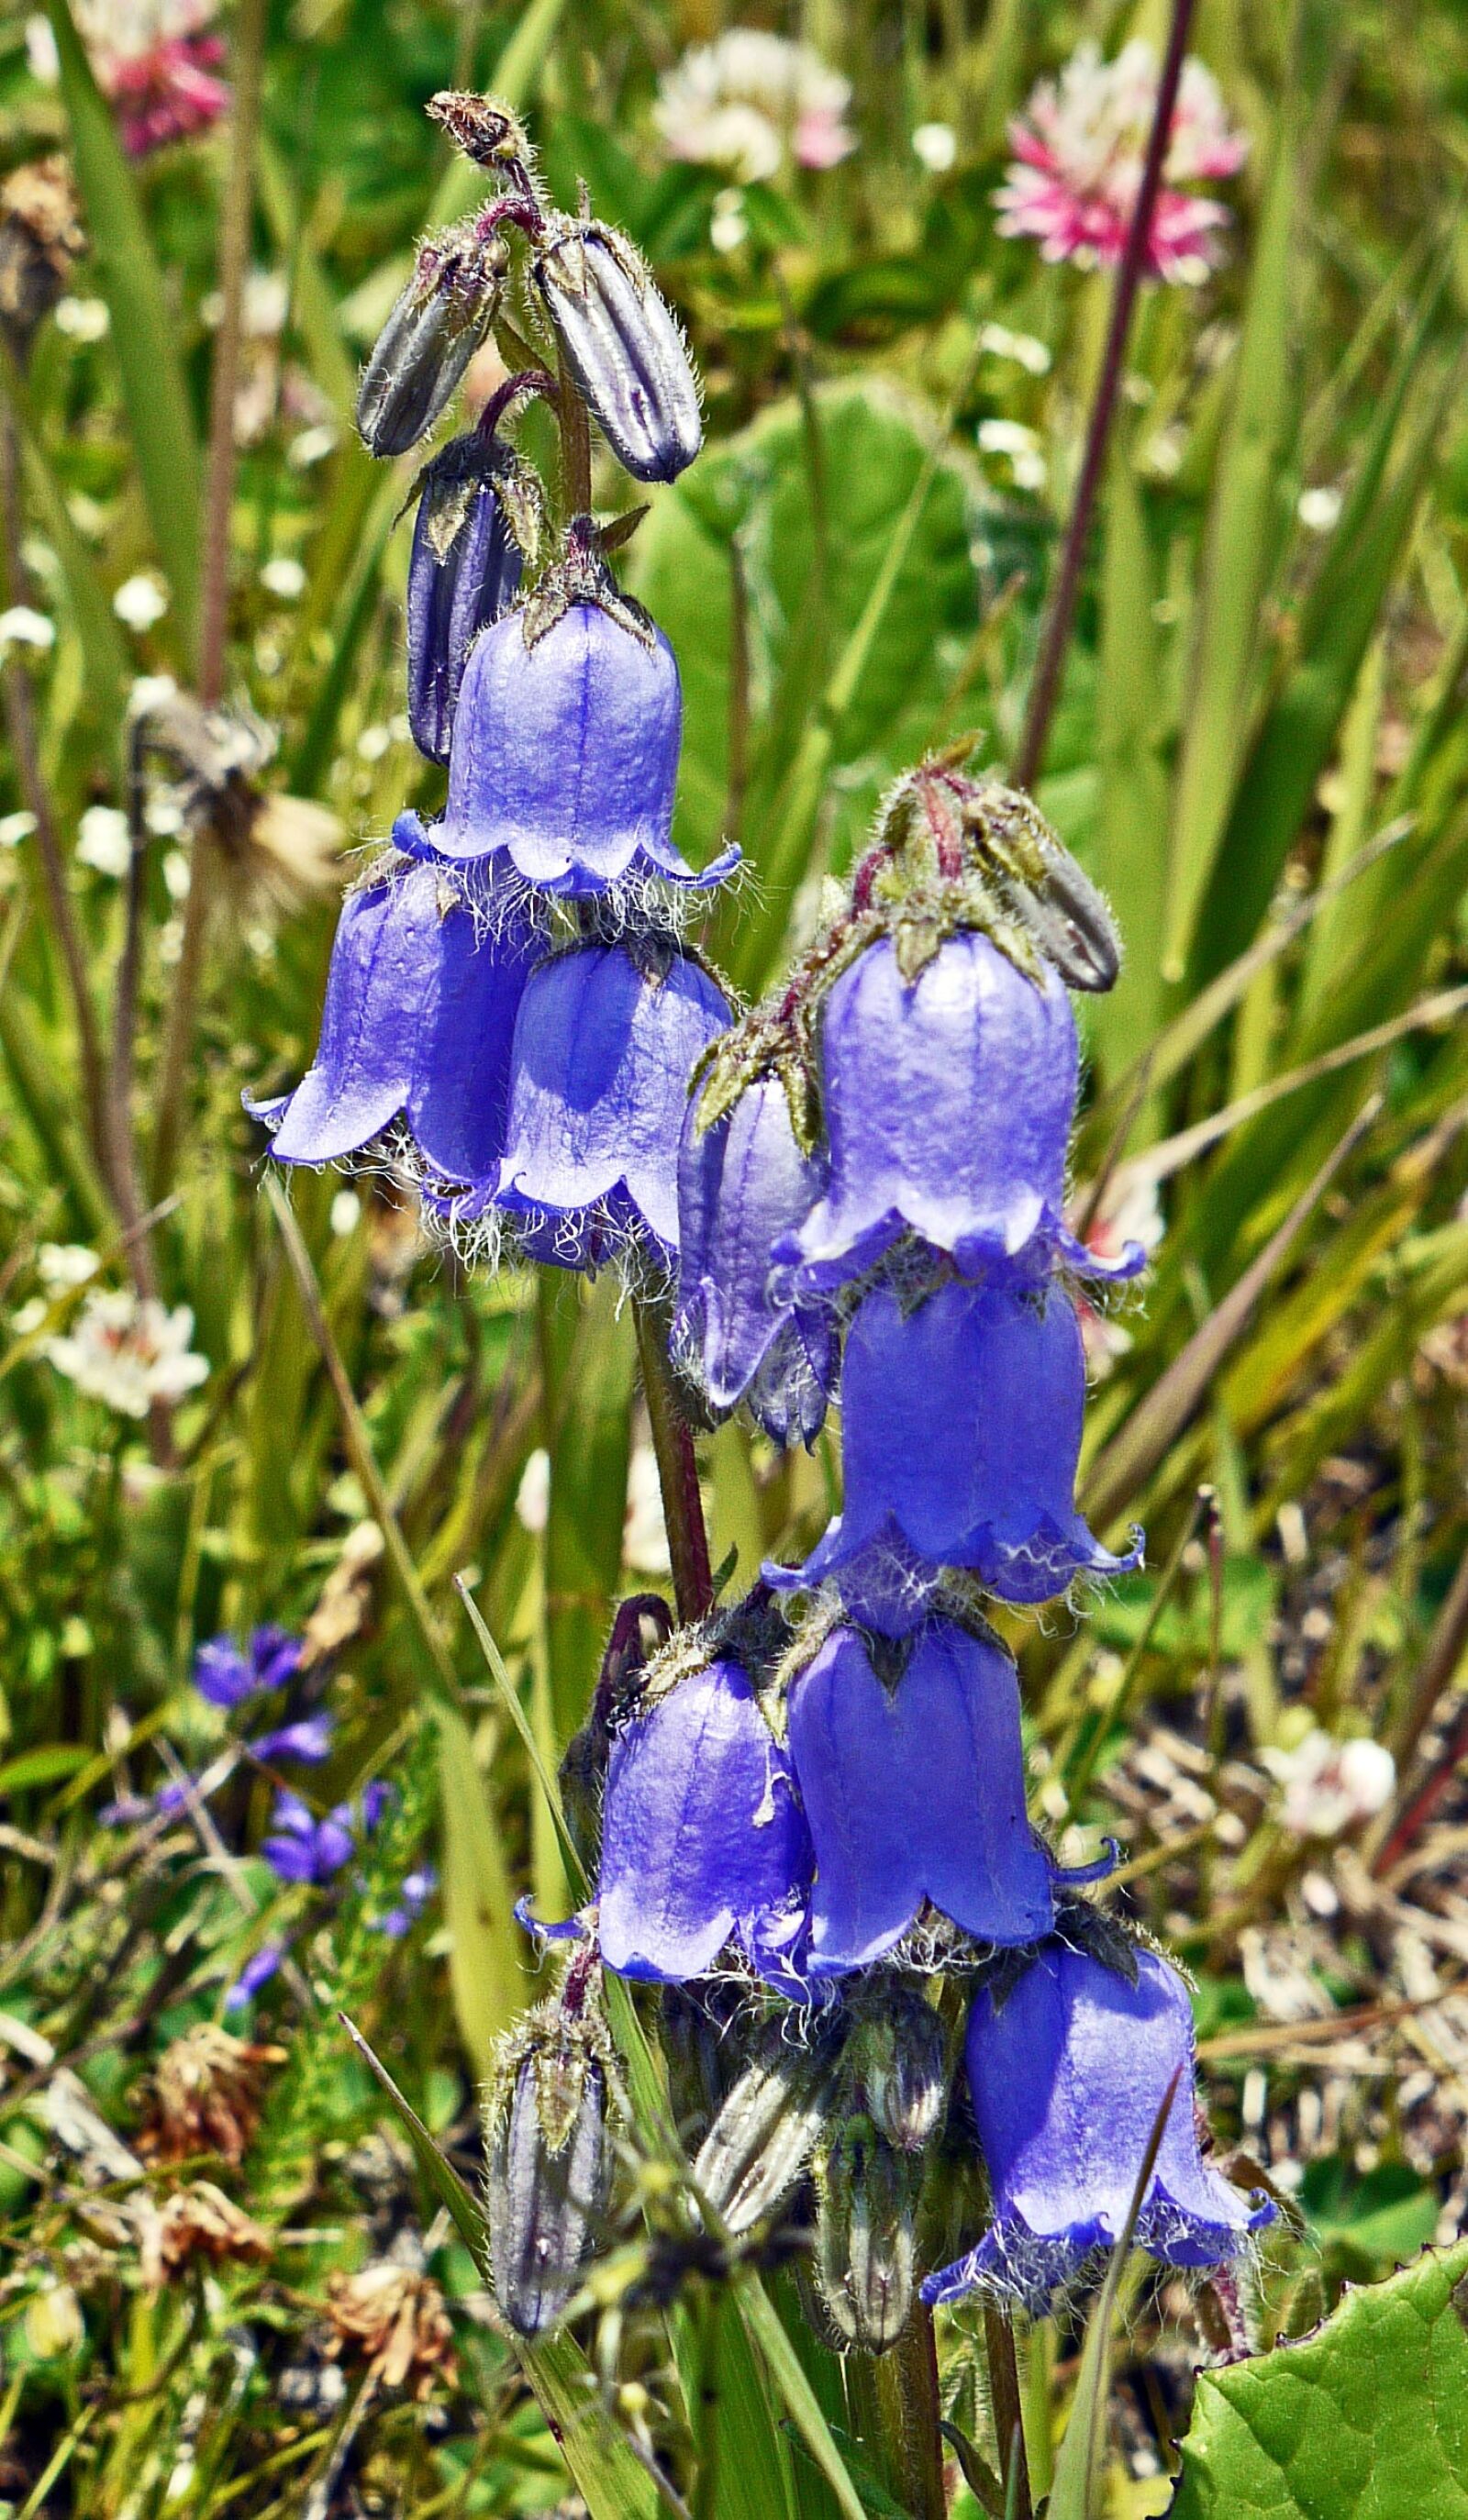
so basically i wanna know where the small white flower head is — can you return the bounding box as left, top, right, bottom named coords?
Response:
left=1297, top=484, right=1343, bottom=534
left=1262, top=1727, right=1396, bottom=1840
left=515, top=1447, right=550, bottom=1535
left=44, top=1288, right=209, bottom=1417
left=977, top=319, right=1051, bottom=375
left=53, top=295, right=110, bottom=342
left=0, top=810, right=38, bottom=848
left=623, top=1444, right=672, bottom=1578
left=0, top=605, right=56, bottom=655
left=912, top=121, right=957, bottom=173
left=654, top=29, right=855, bottom=183
left=976, top=416, right=1048, bottom=493
left=709, top=187, right=750, bottom=254
left=260, top=556, right=306, bottom=602
left=202, top=269, right=288, bottom=339
left=113, top=573, right=170, bottom=632
left=161, top=849, right=191, bottom=902
left=76, top=805, right=132, bottom=878
left=37, top=1243, right=101, bottom=1293
left=287, top=423, right=338, bottom=471
left=329, top=1189, right=361, bottom=1238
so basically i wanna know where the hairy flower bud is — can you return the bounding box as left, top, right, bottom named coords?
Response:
left=843, top=1989, right=949, bottom=2153
left=406, top=434, right=542, bottom=763
left=356, top=222, right=507, bottom=458
left=533, top=219, right=702, bottom=483
left=693, top=2020, right=843, bottom=2234
left=815, top=2116, right=922, bottom=2353
left=484, top=1993, right=615, bottom=2337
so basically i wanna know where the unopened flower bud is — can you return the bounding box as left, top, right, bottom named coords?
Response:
left=533, top=219, right=702, bottom=483
left=484, top=1992, right=615, bottom=2337
left=356, top=223, right=508, bottom=459
left=406, top=434, right=543, bottom=763
left=692, top=2021, right=842, bottom=2234
left=844, top=1988, right=948, bottom=2153
left=815, top=2116, right=921, bottom=2353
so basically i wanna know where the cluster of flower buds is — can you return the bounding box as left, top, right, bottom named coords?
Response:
left=256, top=96, right=733, bottom=1285
left=556, top=759, right=1273, bottom=2337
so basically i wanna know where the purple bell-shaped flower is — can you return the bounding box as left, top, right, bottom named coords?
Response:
left=249, top=857, right=539, bottom=1189
left=462, top=941, right=729, bottom=1271
left=774, top=1279, right=1140, bottom=1626
left=787, top=931, right=1139, bottom=1294
left=784, top=1620, right=1054, bottom=1972
left=392, top=601, right=738, bottom=896
left=675, top=1073, right=835, bottom=1445
left=923, top=1941, right=1273, bottom=2312
left=597, top=1657, right=813, bottom=1987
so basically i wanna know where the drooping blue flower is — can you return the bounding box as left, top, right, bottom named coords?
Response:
left=774, top=1280, right=1140, bottom=1625
left=194, top=1626, right=302, bottom=1708
left=248, top=1714, right=335, bottom=1766
left=597, top=1657, right=814, bottom=1988
left=784, top=1621, right=1054, bottom=1972
left=675, top=1072, right=834, bottom=1443
left=406, top=433, right=530, bottom=765
left=392, top=603, right=737, bottom=895
left=261, top=1792, right=356, bottom=1887
left=922, top=1942, right=1274, bottom=2313
left=464, top=942, right=729, bottom=1271
left=787, top=932, right=1140, bottom=1294
left=249, top=857, right=539, bottom=1186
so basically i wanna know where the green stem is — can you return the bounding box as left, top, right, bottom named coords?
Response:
left=634, top=1297, right=714, bottom=1626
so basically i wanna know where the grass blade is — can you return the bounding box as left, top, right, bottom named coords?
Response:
left=46, top=0, right=201, bottom=651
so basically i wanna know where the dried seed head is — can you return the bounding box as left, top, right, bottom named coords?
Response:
left=325, top=2261, right=458, bottom=2399
left=135, top=2182, right=272, bottom=2292
left=0, top=158, right=84, bottom=362
left=138, top=2023, right=284, bottom=2168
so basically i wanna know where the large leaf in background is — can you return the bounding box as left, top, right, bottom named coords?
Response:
left=1171, top=2240, right=1468, bottom=2519
left=631, top=379, right=983, bottom=887
left=45, top=0, right=201, bottom=655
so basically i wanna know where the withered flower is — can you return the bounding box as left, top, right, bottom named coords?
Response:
left=325, top=2261, right=458, bottom=2399
left=138, top=2024, right=284, bottom=2169
left=137, top=2181, right=272, bottom=2292
left=0, top=158, right=84, bottom=363
left=129, top=683, right=342, bottom=916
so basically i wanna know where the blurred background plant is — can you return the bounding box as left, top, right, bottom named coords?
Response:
left=5, top=0, right=1468, bottom=2513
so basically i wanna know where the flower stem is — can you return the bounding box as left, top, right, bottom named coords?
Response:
left=1010, top=0, right=1197, bottom=794
left=634, top=1296, right=714, bottom=1626
left=984, top=2302, right=1034, bottom=2520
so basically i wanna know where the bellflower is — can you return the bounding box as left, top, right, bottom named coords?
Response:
left=249, top=1714, right=335, bottom=1766
left=405, top=433, right=540, bottom=764
left=788, top=931, right=1129, bottom=1294
left=924, top=1942, right=1273, bottom=2310
left=479, top=942, right=730, bottom=1271
left=532, top=220, right=703, bottom=483
left=777, top=1280, right=1140, bottom=1624
left=393, top=599, right=737, bottom=896
left=261, top=1793, right=356, bottom=1887
left=597, top=1656, right=813, bottom=1987
left=784, top=1621, right=1054, bottom=1971
left=250, top=856, right=539, bottom=1191
left=675, top=1071, right=835, bottom=1443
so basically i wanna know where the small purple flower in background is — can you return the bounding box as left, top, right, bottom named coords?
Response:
left=261, top=1792, right=356, bottom=1887
left=224, top=1942, right=287, bottom=2014
left=195, top=1626, right=302, bottom=1707
left=996, top=40, right=1247, bottom=285
left=370, top=1866, right=438, bottom=1940
left=249, top=1714, right=335, bottom=1767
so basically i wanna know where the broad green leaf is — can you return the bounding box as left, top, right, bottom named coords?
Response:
left=46, top=0, right=201, bottom=652
left=1300, top=2159, right=1442, bottom=2281
left=1171, top=2240, right=1468, bottom=2520
left=0, top=1744, right=92, bottom=1794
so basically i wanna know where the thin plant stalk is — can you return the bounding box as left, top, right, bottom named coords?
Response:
left=635, top=1297, right=715, bottom=1626
left=984, top=2300, right=1034, bottom=2520
left=1011, top=0, right=1197, bottom=793
left=151, top=0, right=269, bottom=1201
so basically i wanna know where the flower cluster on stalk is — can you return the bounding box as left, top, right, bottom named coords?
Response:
left=250, top=85, right=1272, bottom=2366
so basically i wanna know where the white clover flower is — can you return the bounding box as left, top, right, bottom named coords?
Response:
left=76, top=805, right=132, bottom=878
left=912, top=121, right=957, bottom=172
left=37, top=1244, right=101, bottom=1293
left=1262, top=1729, right=1396, bottom=1840
left=515, top=1447, right=550, bottom=1535
left=44, top=1288, right=209, bottom=1418
left=709, top=188, right=750, bottom=254
left=654, top=30, right=855, bottom=183
left=113, top=573, right=170, bottom=632
left=260, top=556, right=306, bottom=602
left=1297, top=485, right=1343, bottom=534
left=53, top=295, right=110, bottom=342
left=623, top=1444, right=672, bottom=1578
left=0, top=605, right=56, bottom=655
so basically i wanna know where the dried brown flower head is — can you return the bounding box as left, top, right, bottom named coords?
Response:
left=324, top=2261, right=458, bottom=2400
left=138, top=2024, right=284, bottom=2169
left=0, top=157, right=84, bottom=360
left=137, top=2182, right=272, bottom=2292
